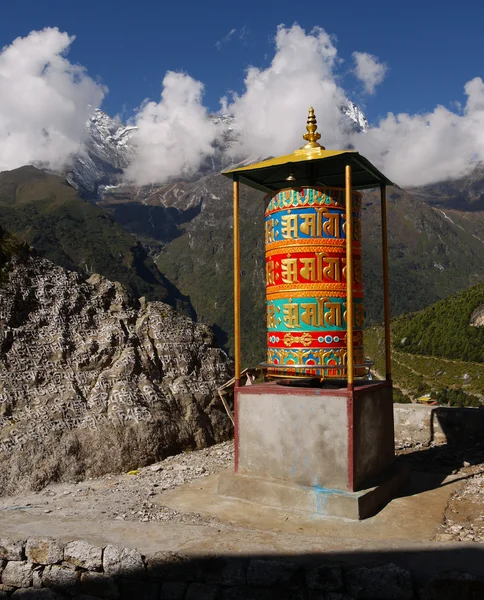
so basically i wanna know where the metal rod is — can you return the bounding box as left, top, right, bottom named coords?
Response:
left=233, top=176, right=241, bottom=387
left=345, top=164, right=354, bottom=387
left=380, top=184, right=392, bottom=381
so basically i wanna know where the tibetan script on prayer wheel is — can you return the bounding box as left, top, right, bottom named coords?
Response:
left=265, top=187, right=365, bottom=378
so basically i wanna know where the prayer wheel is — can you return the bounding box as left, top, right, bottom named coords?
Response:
left=223, top=106, right=394, bottom=386
left=264, top=187, right=365, bottom=378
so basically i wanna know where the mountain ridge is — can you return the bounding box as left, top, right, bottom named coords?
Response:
left=3, top=104, right=484, bottom=367
left=0, top=165, right=193, bottom=314
left=365, top=283, right=484, bottom=405
left=64, top=102, right=370, bottom=198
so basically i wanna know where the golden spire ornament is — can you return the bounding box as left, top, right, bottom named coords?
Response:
left=301, top=107, right=325, bottom=150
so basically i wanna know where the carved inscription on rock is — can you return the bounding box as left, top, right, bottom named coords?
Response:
left=0, top=255, right=233, bottom=494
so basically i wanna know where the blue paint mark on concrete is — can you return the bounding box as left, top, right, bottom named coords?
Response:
left=313, top=485, right=349, bottom=496
left=312, top=485, right=352, bottom=515
left=303, top=455, right=314, bottom=481
left=316, top=491, right=327, bottom=514
left=291, top=405, right=303, bottom=476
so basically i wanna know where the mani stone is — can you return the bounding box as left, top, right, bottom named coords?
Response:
left=64, top=540, right=103, bottom=571
left=1, top=561, right=34, bottom=588
left=345, top=563, right=414, bottom=599
left=0, top=539, right=25, bottom=560
left=26, top=538, right=63, bottom=564
left=0, top=253, right=232, bottom=497
left=103, top=545, right=145, bottom=577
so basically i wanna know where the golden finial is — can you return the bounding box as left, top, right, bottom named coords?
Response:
left=301, top=107, right=325, bottom=150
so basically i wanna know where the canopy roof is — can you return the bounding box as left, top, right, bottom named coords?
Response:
left=222, top=108, right=394, bottom=193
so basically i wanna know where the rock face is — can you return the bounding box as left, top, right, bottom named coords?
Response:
left=66, top=109, right=136, bottom=198
left=0, top=252, right=233, bottom=495
left=470, top=304, right=484, bottom=326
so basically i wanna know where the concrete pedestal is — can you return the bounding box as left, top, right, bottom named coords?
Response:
left=217, top=380, right=406, bottom=519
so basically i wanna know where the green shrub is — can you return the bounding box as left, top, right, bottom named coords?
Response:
left=392, top=387, right=412, bottom=403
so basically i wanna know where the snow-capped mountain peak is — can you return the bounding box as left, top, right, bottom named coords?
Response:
left=65, top=110, right=136, bottom=196
left=67, top=103, right=369, bottom=197
left=342, top=100, right=369, bottom=133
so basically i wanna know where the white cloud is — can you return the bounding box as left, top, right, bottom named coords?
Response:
left=4, top=24, right=484, bottom=190
left=353, top=77, right=484, bottom=186
left=0, top=27, right=106, bottom=172
left=222, top=24, right=350, bottom=162
left=124, top=71, right=217, bottom=185
left=215, top=28, right=237, bottom=50
left=239, top=26, right=249, bottom=41
left=352, top=51, right=387, bottom=94
left=219, top=26, right=484, bottom=187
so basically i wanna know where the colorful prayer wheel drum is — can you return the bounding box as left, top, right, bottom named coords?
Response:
left=264, top=187, right=365, bottom=378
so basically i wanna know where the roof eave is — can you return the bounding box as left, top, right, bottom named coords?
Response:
left=222, top=151, right=395, bottom=191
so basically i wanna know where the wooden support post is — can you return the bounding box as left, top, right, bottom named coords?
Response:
left=233, top=176, right=241, bottom=387
left=380, top=184, right=392, bottom=381
left=345, top=164, right=354, bottom=388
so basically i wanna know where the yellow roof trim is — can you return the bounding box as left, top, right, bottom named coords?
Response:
left=222, top=108, right=395, bottom=192
left=224, top=148, right=353, bottom=175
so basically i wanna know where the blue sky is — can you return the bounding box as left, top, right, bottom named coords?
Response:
left=1, top=0, right=484, bottom=187
left=1, top=0, right=482, bottom=123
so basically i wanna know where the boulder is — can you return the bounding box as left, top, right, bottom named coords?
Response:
left=0, top=254, right=233, bottom=495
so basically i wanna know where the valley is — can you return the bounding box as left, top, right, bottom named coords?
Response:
left=101, top=172, right=484, bottom=370
left=2, top=108, right=483, bottom=402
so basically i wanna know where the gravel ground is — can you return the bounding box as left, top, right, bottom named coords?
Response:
left=436, top=470, right=484, bottom=543
left=0, top=439, right=482, bottom=543
left=396, top=441, right=484, bottom=544
left=0, top=440, right=234, bottom=524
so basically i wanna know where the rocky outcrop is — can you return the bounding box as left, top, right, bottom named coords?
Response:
left=0, top=253, right=233, bottom=495
left=470, top=304, right=484, bottom=326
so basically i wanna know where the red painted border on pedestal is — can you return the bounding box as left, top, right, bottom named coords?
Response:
left=347, top=392, right=355, bottom=492
left=234, top=387, right=240, bottom=473
left=236, top=381, right=349, bottom=396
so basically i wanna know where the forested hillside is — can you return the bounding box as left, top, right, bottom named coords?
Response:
left=0, top=166, right=192, bottom=313
left=365, top=284, right=484, bottom=405
left=393, top=284, right=484, bottom=362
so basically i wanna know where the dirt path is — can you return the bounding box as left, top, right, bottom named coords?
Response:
left=0, top=439, right=481, bottom=544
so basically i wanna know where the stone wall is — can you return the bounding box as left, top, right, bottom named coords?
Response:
left=0, top=537, right=482, bottom=599
left=394, top=404, right=484, bottom=447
